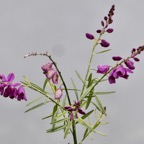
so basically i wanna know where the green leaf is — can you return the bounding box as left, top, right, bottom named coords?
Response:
left=64, top=121, right=72, bottom=139
left=43, top=78, right=48, bottom=90
left=77, top=117, right=92, bottom=130
left=75, top=71, right=85, bottom=84
left=80, top=85, right=94, bottom=101
left=95, top=95, right=106, bottom=115
left=94, top=91, right=115, bottom=95
left=47, top=125, right=67, bottom=133
left=96, top=49, right=111, bottom=54
left=76, top=110, right=94, bottom=125
left=42, top=114, right=52, bottom=120
left=26, top=96, right=43, bottom=106
left=71, top=78, right=79, bottom=101
left=25, top=101, right=48, bottom=113
left=50, top=118, right=68, bottom=124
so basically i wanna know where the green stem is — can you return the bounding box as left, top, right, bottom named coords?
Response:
left=81, top=36, right=101, bottom=96
left=47, top=55, right=71, bottom=105
left=72, top=120, right=78, bottom=144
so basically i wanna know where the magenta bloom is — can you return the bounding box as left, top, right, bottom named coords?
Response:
left=97, top=65, right=109, bottom=74
left=65, top=101, right=85, bottom=121
left=124, top=60, right=135, bottom=70
left=100, top=39, right=110, bottom=47
left=0, top=73, right=27, bottom=101
left=108, top=65, right=133, bottom=84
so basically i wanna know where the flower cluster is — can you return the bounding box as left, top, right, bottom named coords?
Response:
left=97, top=46, right=144, bottom=84
left=65, top=101, right=85, bottom=121
left=41, top=62, right=59, bottom=84
left=86, top=5, right=115, bottom=48
left=41, top=62, right=63, bottom=100
left=0, top=73, right=27, bottom=101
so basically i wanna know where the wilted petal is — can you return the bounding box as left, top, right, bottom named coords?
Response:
left=46, top=68, right=55, bottom=79
left=54, top=86, right=63, bottom=99
left=100, top=39, right=110, bottom=47
left=41, top=63, right=53, bottom=73
left=85, top=33, right=95, bottom=40
left=97, top=65, right=109, bottom=74
left=52, top=72, right=59, bottom=84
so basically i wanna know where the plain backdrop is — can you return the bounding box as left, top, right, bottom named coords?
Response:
left=0, top=0, right=144, bottom=144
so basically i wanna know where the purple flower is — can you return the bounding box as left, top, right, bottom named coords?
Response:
left=85, top=33, right=95, bottom=40
left=64, top=101, right=85, bottom=121
left=100, top=39, right=110, bottom=47
left=125, top=60, right=135, bottom=70
left=42, top=63, right=59, bottom=85
left=0, top=73, right=27, bottom=101
left=41, top=63, right=53, bottom=73
left=97, top=65, right=109, bottom=74
left=54, top=86, right=63, bottom=99
left=108, top=65, right=133, bottom=84
left=17, top=86, right=27, bottom=101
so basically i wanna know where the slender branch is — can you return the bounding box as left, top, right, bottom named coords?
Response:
left=24, top=52, right=71, bottom=105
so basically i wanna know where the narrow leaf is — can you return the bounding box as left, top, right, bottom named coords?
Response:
left=75, top=71, right=84, bottom=84
left=43, top=78, right=48, bottom=90
left=50, top=118, right=68, bottom=124
left=96, top=49, right=111, bottom=54
left=94, top=91, right=115, bottom=95
left=26, top=96, right=43, bottom=106
left=71, top=78, right=79, bottom=100
left=42, top=114, right=52, bottom=120
left=47, top=125, right=67, bottom=133
left=64, top=121, right=72, bottom=139
left=25, top=101, right=48, bottom=113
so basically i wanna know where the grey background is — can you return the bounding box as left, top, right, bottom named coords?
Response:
left=0, top=0, right=144, bottom=144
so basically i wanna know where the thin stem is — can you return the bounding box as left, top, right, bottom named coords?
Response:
left=80, top=32, right=103, bottom=96
left=47, top=55, right=71, bottom=105
left=72, top=120, right=78, bottom=144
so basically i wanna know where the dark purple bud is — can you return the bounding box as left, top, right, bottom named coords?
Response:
left=78, top=108, right=85, bottom=115
left=101, top=21, right=104, bottom=26
left=96, top=29, right=101, bottom=33
left=112, top=56, right=122, bottom=61
left=85, top=33, right=95, bottom=40
left=100, top=39, right=110, bottom=47
left=104, top=16, right=108, bottom=21
left=106, top=28, right=114, bottom=33
left=125, top=60, right=135, bottom=70
left=97, top=65, right=109, bottom=74
left=64, top=106, right=74, bottom=111
left=133, top=57, right=140, bottom=62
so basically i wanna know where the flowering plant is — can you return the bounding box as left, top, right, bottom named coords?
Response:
left=1, top=4, right=144, bottom=144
